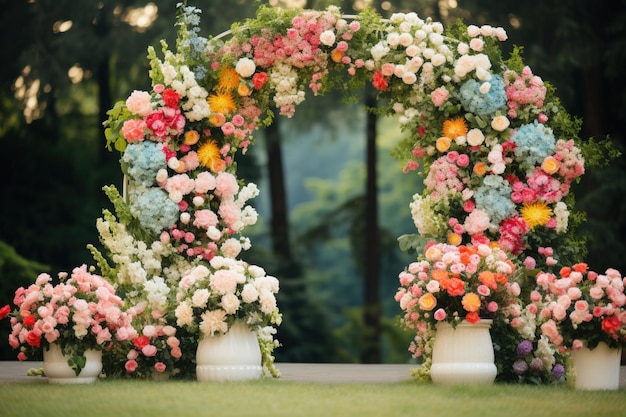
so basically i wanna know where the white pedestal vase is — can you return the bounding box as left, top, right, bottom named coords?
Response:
left=430, top=319, right=497, bottom=385
left=196, top=322, right=262, bottom=382
left=571, top=342, right=622, bottom=390
left=43, top=343, right=103, bottom=384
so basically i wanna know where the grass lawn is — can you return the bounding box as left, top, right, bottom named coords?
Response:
left=1, top=379, right=625, bottom=417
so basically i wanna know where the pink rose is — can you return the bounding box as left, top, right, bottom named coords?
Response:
left=433, top=308, right=447, bottom=321
left=170, top=346, right=182, bottom=359
left=125, top=359, right=138, bottom=373
left=141, top=344, right=158, bottom=357
left=126, top=90, right=152, bottom=116
left=154, top=362, right=167, bottom=373
left=121, top=119, right=146, bottom=142
left=430, top=86, right=450, bottom=107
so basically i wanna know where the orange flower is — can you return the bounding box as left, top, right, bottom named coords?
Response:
left=559, top=266, right=571, bottom=278
left=209, top=113, right=226, bottom=127
left=443, top=277, right=465, bottom=297
left=572, top=263, right=588, bottom=273
left=461, top=292, right=481, bottom=312
left=197, top=140, right=225, bottom=172
left=442, top=117, right=468, bottom=139
left=217, top=67, right=240, bottom=92
left=465, top=311, right=480, bottom=324
left=208, top=92, right=237, bottom=115
left=541, top=156, right=560, bottom=175
left=478, top=271, right=498, bottom=290
left=183, top=130, right=200, bottom=145
left=237, top=82, right=252, bottom=97
left=473, top=162, right=488, bottom=176
left=331, top=49, right=344, bottom=63
left=431, top=269, right=449, bottom=281
left=436, top=136, right=451, bottom=153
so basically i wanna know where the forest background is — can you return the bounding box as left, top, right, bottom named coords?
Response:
left=1, top=0, right=624, bottom=364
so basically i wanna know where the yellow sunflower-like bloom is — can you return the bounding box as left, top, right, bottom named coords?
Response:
left=208, top=92, right=237, bottom=115
left=217, top=67, right=240, bottom=92
left=198, top=140, right=225, bottom=172
left=442, top=117, right=468, bottom=139
left=520, top=201, right=553, bottom=230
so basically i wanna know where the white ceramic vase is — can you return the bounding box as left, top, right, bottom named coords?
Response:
left=43, top=343, right=103, bottom=384
left=196, top=322, right=262, bottom=382
left=571, top=342, right=622, bottom=390
left=430, top=319, right=497, bottom=385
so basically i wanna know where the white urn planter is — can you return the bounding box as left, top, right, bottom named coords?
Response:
left=571, top=342, right=622, bottom=390
left=430, top=319, right=497, bottom=385
left=43, top=343, right=103, bottom=384
left=196, top=322, right=262, bottom=382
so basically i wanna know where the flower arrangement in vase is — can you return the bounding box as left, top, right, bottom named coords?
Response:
left=395, top=241, right=522, bottom=380
left=2, top=265, right=137, bottom=376
left=525, top=261, right=626, bottom=352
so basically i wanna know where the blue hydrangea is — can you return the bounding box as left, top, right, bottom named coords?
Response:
left=474, top=175, right=515, bottom=225
left=122, top=142, right=166, bottom=187
left=510, top=121, right=556, bottom=168
left=130, top=188, right=179, bottom=235
left=457, top=75, right=507, bottom=118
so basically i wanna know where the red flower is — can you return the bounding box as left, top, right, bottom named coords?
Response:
left=133, top=335, right=150, bottom=350
left=465, top=311, right=480, bottom=324
left=162, top=88, right=181, bottom=108
left=0, top=304, right=10, bottom=320
left=443, top=278, right=466, bottom=297
left=22, top=314, right=36, bottom=328
left=252, top=72, right=268, bottom=90
left=372, top=70, right=388, bottom=91
left=601, top=316, right=621, bottom=334
left=26, top=330, right=41, bottom=348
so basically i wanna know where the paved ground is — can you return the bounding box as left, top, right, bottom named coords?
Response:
left=1, top=361, right=625, bottom=385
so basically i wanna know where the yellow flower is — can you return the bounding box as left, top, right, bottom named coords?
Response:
left=442, top=117, right=468, bottom=139
left=419, top=293, right=437, bottom=311
left=197, top=140, right=225, bottom=172
left=208, top=92, right=237, bottom=115
left=237, top=82, right=252, bottom=97
left=436, top=136, right=451, bottom=153
left=520, top=201, right=553, bottom=230
left=461, top=292, right=481, bottom=312
left=217, top=67, right=240, bottom=92
left=447, top=232, right=462, bottom=246
left=541, top=156, right=560, bottom=175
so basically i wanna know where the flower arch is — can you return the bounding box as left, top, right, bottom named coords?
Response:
left=98, top=4, right=590, bottom=378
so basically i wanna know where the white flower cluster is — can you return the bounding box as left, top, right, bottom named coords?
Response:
left=155, top=50, right=211, bottom=121
left=269, top=62, right=306, bottom=112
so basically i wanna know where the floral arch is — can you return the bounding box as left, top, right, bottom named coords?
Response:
left=93, top=3, right=599, bottom=380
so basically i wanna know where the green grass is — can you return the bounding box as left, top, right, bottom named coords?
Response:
left=1, top=379, right=625, bottom=417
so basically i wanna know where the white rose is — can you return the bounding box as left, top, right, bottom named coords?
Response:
left=220, top=293, right=240, bottom=314
left=466, top=128, right=485, bottom=146
left=467, top=25, right=480, bottom=37
left=479, top=81, right=492, bottom=94
left=319, top=30, right=336, bottom=46
left=430, top=53, right=446, bottom=67
left=402, top=72, right=417, bottom=85
left=241, top=284, right=259, bottom=303
left=191, top=289, right=210, bottom=308
left=399, top=32, right=413, bottom=47
left=235, top=57, right=256, bottom=78
left=491, top=115, right=510, bottom=132
left=387, top=32, right=400, bottom=47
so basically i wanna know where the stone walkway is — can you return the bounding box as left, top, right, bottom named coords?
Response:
left=1, top=361, right=624, bottom=385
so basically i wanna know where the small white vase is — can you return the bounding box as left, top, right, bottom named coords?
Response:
left=43, top=343, right=103, bottom=384
left=430, top=319, right=497, bottom=385
left=571, top=342, right=622, bottom=390
left=196, top=322, right=262, bottom=382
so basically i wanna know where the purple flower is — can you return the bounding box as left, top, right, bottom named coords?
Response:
left=552, top=364, right=565, bottom=380
left=512, top=359, right=529, bottom=375
left=516, top=340, right=534, bottom=358
left=529, top=357, right=544, bottom=373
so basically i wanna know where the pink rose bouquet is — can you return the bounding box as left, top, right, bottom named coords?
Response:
left=4, top=265, right=137, bottom=375
left=524, top=262, right=626, bottom=351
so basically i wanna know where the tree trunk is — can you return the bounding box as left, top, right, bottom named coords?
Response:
left=361, top=88, right=381, bottom=363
